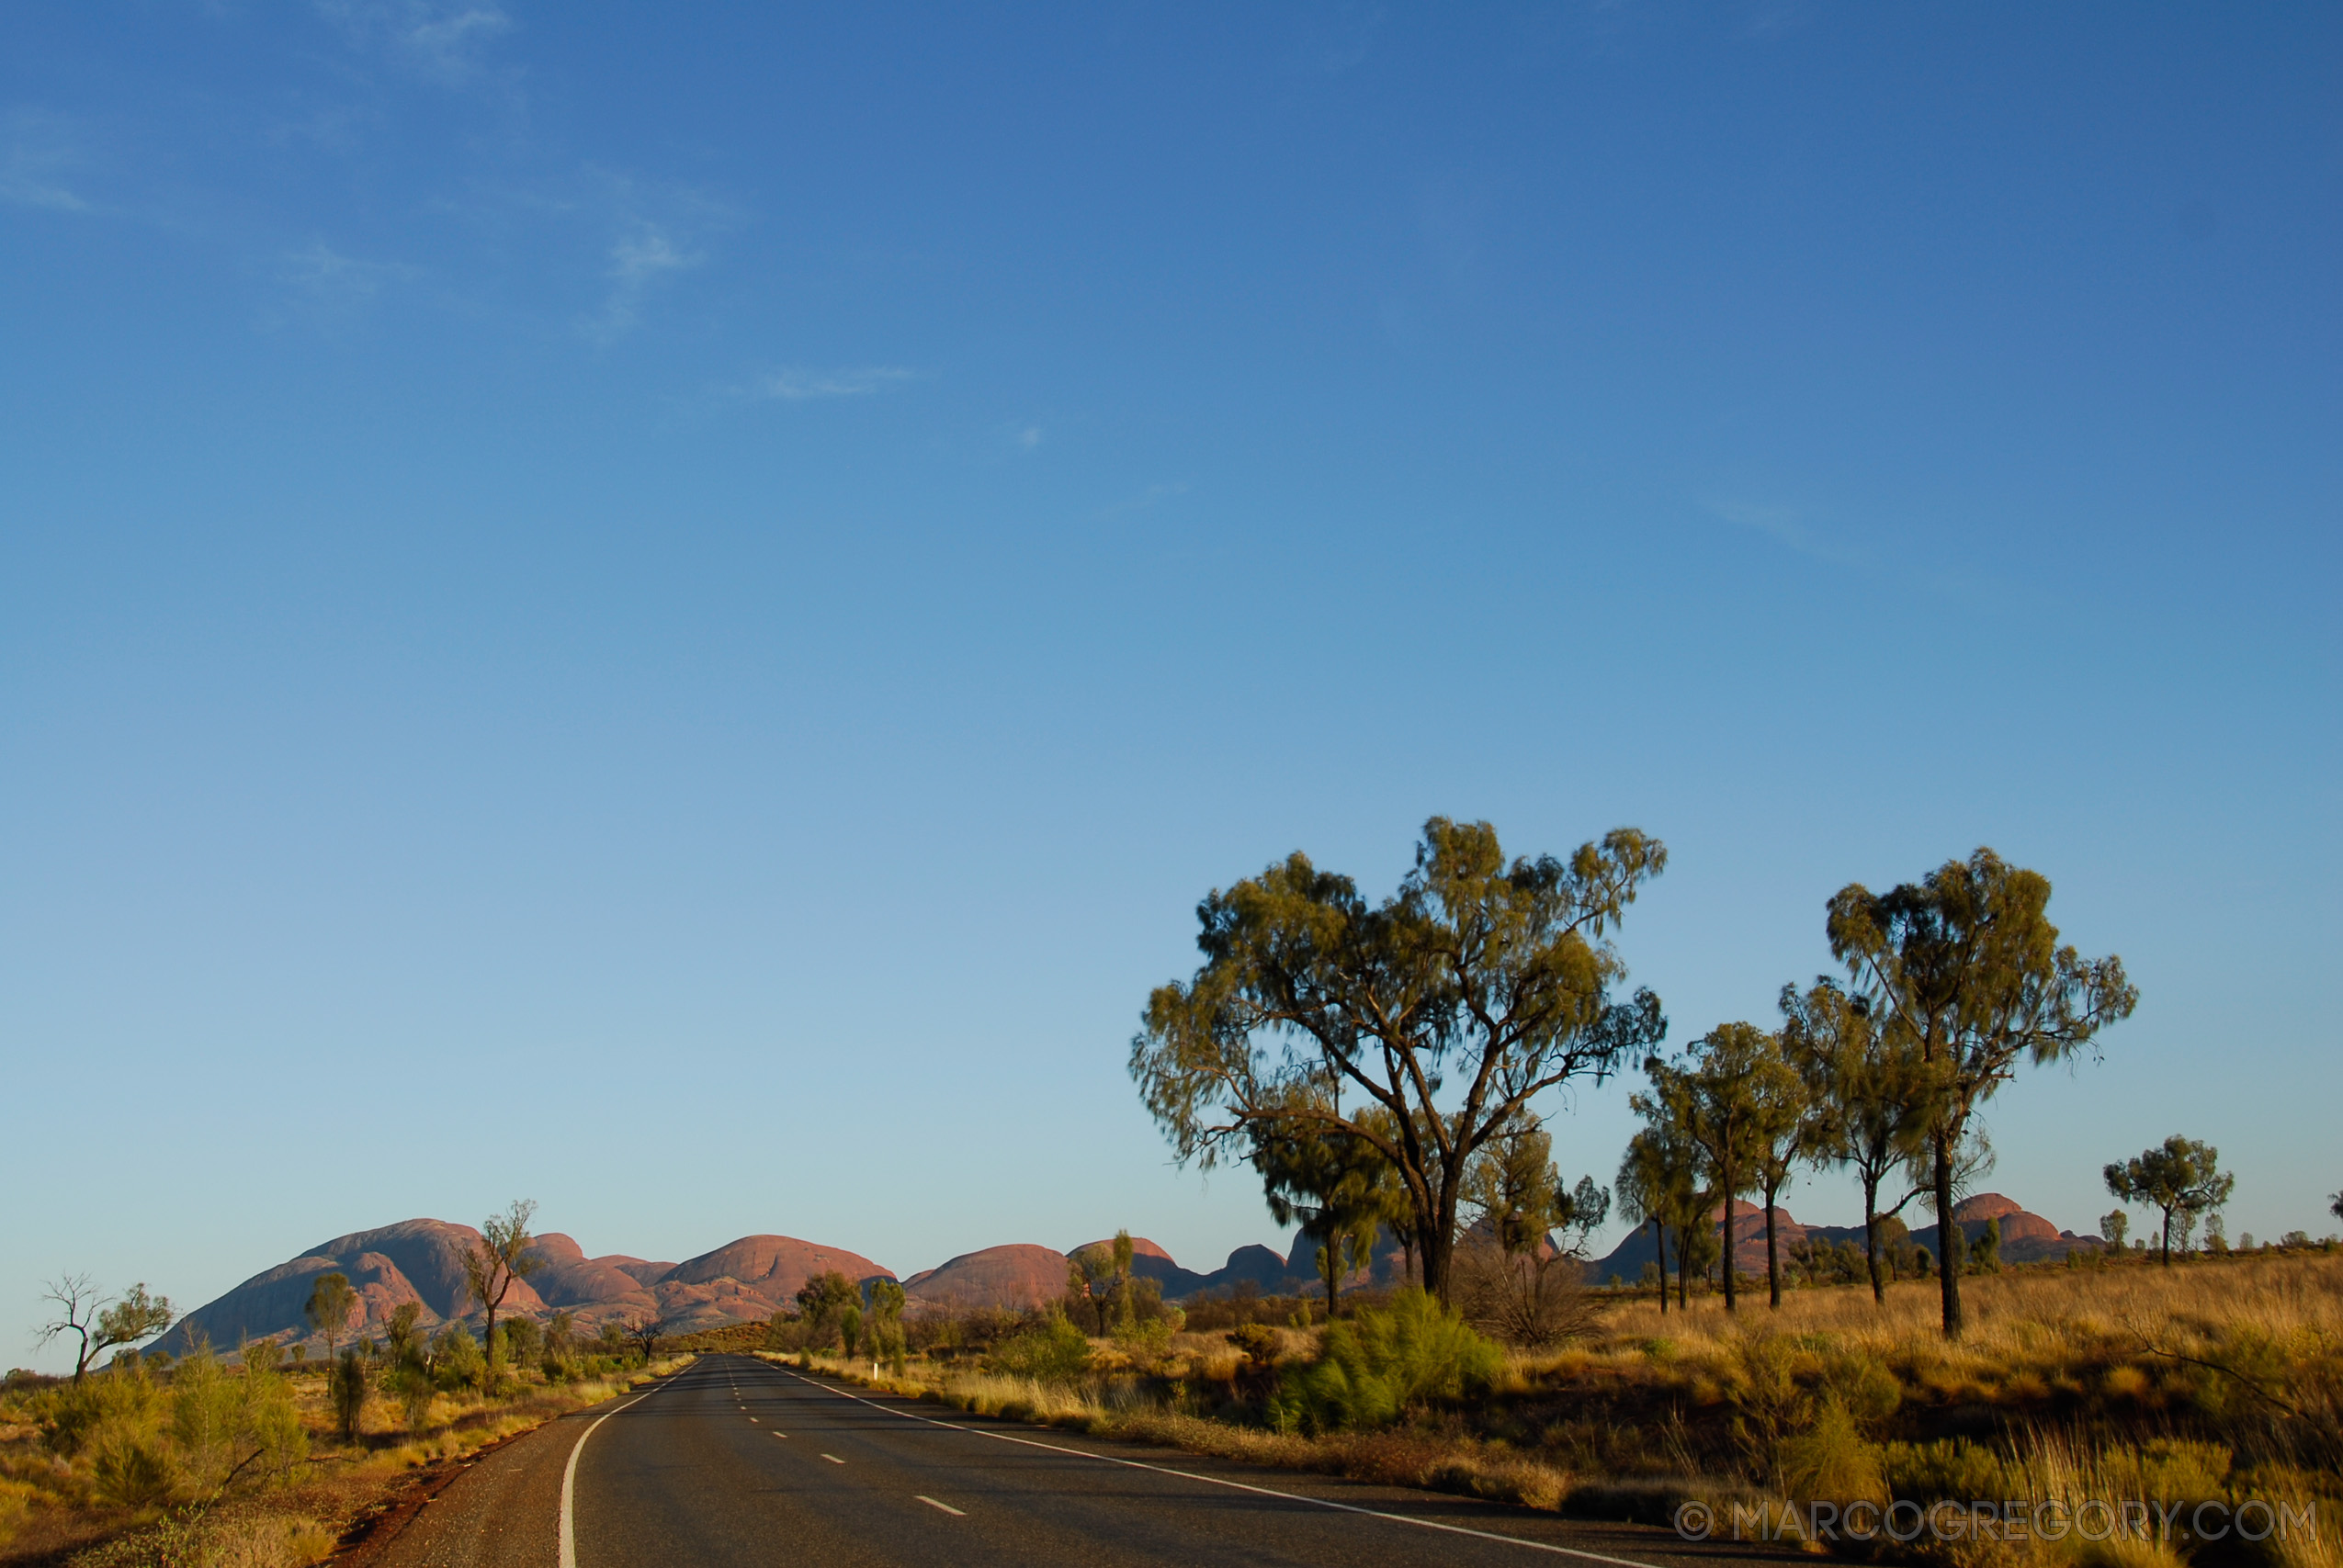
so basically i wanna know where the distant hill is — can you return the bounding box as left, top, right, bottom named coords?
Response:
left=157, top=1221, right=899, bottom=1355
left=159, top=1219, right=552, bottom=1357
left=1588, top=1192, right=2103, bottom=1282
left=162, top=1191, right=2097, bottom=1355
left=902, top=1245, right=1070, bottom=1310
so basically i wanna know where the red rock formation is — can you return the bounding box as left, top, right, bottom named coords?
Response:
left=662, top=1235, right=893, bottom=1299
left=531, top=1234, right=660, bottom=1315
left=1069, top=1236, right=1175, bottom=1262
left=902, top=1245, right=1070, bottom=1310
left=1955, top=1193, right=2061, bottom=1243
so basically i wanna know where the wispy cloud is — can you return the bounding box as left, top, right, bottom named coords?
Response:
left=1705, top=496, right=1862, bottom=567
left=1710, top=498, right=1813, bottom=548
left=1298, top=4, right=1385, bottom=74
left=313, top=0, right=515, bottom=85
left=587, top=220, right=702, bottom=339
left=1093, top=482, right=1187, bottom=521
left=734, top=367, right=921, bottom=401
left=1, top=110, right=94, bottom=214
left=280, top=242, right=420, bottom=309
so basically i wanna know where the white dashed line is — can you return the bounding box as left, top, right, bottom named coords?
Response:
left=916, top=1495, right=967, bottom=1516
left=787, top=1372, right=1663, bottom=1567
left=821, top=1453, right=845, bottom=1464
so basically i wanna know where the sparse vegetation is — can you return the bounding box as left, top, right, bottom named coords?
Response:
left=0, top=1333, right=690, bottom=1567
left=773, top=1245, right=2343, bottom=1564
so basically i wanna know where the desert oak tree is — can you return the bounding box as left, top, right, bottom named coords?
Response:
left=1131, top=818, right=1667, bottom=1304
left=1828, top=848, right=2137, bottom=1338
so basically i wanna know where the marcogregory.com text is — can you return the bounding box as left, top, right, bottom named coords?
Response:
left=1675, top=1498, right=2320, bottom=1546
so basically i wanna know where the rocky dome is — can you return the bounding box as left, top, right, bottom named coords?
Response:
left=664, top=1235, right=894, bottom=1296
left=902, top=1245, right=1070, bottom=1310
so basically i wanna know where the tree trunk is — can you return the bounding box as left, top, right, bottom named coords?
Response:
left=1933, top=1131, right=1964, bottom=1339
left=1323, top=1239, right=1339, bottom=1317
left=2161, top=1209, right=2173, bottom=1267
left=1863, top=1178, right=1886, bottom=1306
left=1720, top=1169, right=1737, bottom=1312
left=1421, top=1221, right=1454, bottom=1304
left=1765, top=1188, right=1783, bottom=1310
left=1653, top=1220, right=1669, bottom=1316
left=1676, top=1225, right=1689, bottom=1311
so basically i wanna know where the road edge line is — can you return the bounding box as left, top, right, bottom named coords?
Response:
left=557, top=1376, right=671, bottom=1568
left=782, top=1369, right=1666, bottom=1568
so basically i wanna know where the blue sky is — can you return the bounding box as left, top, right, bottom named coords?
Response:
left=4, top=3, right=2337, bottom=1368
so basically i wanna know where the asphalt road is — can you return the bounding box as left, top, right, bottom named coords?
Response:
left=370, top=1352, right=1795, bottom=1568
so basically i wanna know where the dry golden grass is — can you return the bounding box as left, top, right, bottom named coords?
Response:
left=0, top=1355, right=695, bottom=1567
left=776, top=1255, right=2343, bottom=1563
left=1586, top=1251, right=2343, bottom=1364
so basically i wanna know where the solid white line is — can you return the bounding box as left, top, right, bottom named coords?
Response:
left=915, top=1495, right=967, bottom=1516
left=787, top=1373, right=1662, bottom=1568
left=558, top=1390, right=655, bottom=1568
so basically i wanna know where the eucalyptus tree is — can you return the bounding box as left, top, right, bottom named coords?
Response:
left=1250, top=1099, right=1409, bottom=1314
left=1636, top=1022, right=1804, bottom=1313
left=1827, top=849, right=2137, bottom=1338
left=465, top=1199, right=545, bottom=1379
left=2105, top=1135, right=2235, bottom=1265
left=1747, top=1044, right=1820, bottom=1310
left=1455, top=1116, right=1612, bottom=1344
left=306, top=1272, right=357, bottom=1363
left=38, top=1277, right=175, bottom=1384
left=1132, top=818, right=1668, bottom=1303
left=1781, top=977, right=1932, bottom=1305
left=1617, top=1121, right=1705, bottom=1314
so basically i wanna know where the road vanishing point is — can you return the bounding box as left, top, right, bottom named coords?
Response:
left=369, top=1353, right=1797, bottom=1567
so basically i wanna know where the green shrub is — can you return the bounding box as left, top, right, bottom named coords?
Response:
left=39, top=1364, right=164, bottom=1459
left=168, top=1348, right=242, bottom=1491
left=500, top=1317, right=543, bottom=1371
left=1775, top=1396, right=1885, bottom=1504
left=390, top=1357, right=436, bottom=1434
left=329, top=1350, right=368, bottom=1442
left=1112, top=1314, right=1175, bottom=1360
left=0, top=1477, right=39, bottom=1549
left=1885, top=1438, right=2009, bottom=1504
left=1268, top=1289, right=1502, bottom=1434
left=432, top=1324, right=484, bottom=1392
left=988, top=1315, right=1093, bottom=1383
left=91, top=1427, right=178, bottom=1508
left=243, top=1363, right=309, bottom=1484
